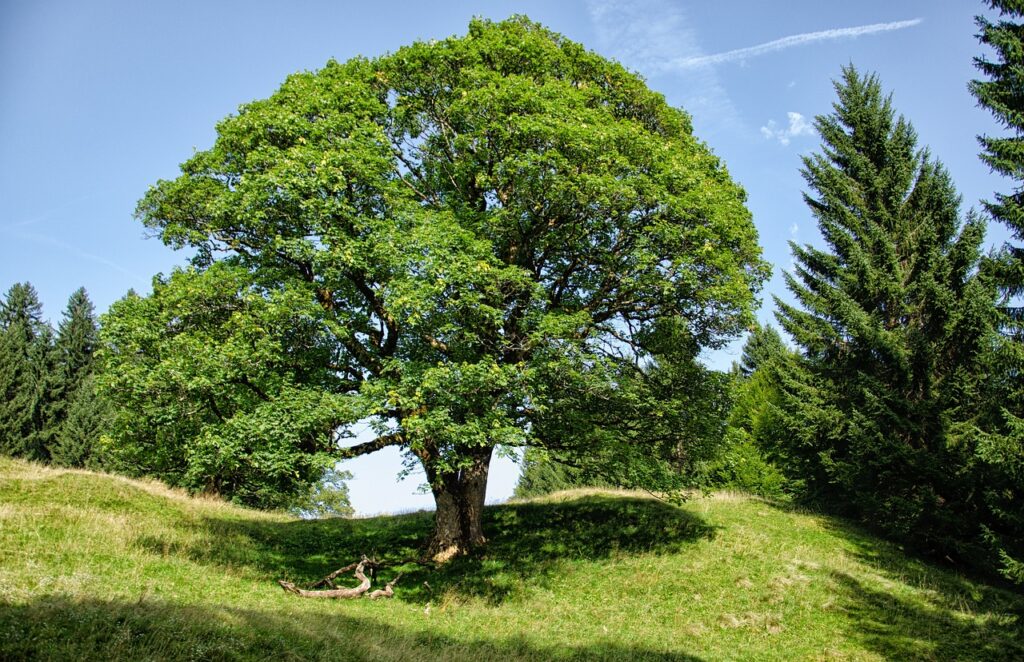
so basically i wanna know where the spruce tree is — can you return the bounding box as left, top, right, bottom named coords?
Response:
left=774, top=68, right=998, bottom=563
left=0, top=283, right=55, bottom=460
left=48, top=288, right=107, bottom=466
left=0, top=324, right=32, bottom=457
left=50, top=374, right=112, bottom=469
left=55, top=288, right=98, bottom=396
left=738, top=323, right=786, bottom=377
left=971, top=0, right=1024, bottom=316
left=970, top=0, right=1024, bottom=583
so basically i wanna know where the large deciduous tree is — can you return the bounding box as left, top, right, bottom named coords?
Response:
left=775, top=67, right=1005, bottom=569
left=102, top=17, right=767, bottom=558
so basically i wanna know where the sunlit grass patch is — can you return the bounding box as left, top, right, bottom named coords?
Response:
left=1, top=459, right=1021, bottom=660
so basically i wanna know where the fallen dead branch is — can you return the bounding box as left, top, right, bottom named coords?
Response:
left=368, top=573, right=403, bottom=599
left=309, top=560, right=362, bottom=589
left=278, top=556, right=404, bottom=599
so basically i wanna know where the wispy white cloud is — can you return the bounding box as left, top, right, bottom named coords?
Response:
left=585, top=0, right=741, bottom=133
left=761, top=112, right=814, bottom=146
left=1, top=228, right=143, bottom=282
left=789, top=222, right=799, bottom=237
left=0, top=191, right=104, bottom=231
left=585, top=4, right=920, bottom=137
left=663, top=19, right=922, bottom=71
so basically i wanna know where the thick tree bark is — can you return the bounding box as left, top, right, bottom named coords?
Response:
left=461, top=446, right=491, bottom=546
left=425, top=445, right=493, bottom=562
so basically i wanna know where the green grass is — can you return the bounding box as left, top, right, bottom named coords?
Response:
left=1, top=458, right=1021, bottom=661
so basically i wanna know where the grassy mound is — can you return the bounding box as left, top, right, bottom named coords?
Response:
left=1, top=458, right=1021, bottom=660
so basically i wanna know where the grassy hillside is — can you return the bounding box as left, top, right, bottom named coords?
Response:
left=1, top=458, right=1021, bottom=661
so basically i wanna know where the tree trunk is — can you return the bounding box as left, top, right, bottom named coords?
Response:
left=461, top=445, right=490, bottom=546
left=425, top=445, right=493, bottom=562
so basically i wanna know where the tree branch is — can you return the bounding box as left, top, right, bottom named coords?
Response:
left=337, top=432, right=405, bottom=459
left=229, top=375, right=270, bottom=401
left=368, top=573, right=403, bottom=599
left=278, top=559, right=371, bottom=599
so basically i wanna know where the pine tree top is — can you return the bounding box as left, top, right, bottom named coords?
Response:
left=776, top=66, right=987, bottom=377
left=1, top=283, right=48, bottom=340
left=56, top=287, right=99, bottom=392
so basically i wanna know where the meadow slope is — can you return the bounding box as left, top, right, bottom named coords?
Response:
left=0, top=457, right=1021, bottom=661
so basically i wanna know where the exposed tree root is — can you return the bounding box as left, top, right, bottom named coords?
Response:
left=429, top=544, right=463, bottom=565
left=278, top=556, right=404, bottom=599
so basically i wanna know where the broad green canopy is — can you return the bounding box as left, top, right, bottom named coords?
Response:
left=102, top=17, right=767, bottom=550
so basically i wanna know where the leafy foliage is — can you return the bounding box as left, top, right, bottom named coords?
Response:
left=529, top=323, right=736, bottom=495
left=106, top=17, right=767, bottom=543
left=287, top=467, right=354, bottom=519
left=774, top=67, right=1007, bottom=572
left=100, top=264, right=351, bottom=508
left=699, top=427, right=791, bottom=499
left=700, top=325, right=794, bottom=498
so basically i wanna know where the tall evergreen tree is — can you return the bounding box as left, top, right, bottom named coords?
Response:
left=49, top=288, right=108, bottom=467
left=970, top=0, right=1024, bottom=583
left=0, top=283, right=55, bottom=460
left=971, top=0, right=1024, bottom=318
left=774, top=68, right=999, bottom=566
left=49, top=374, right=112, bottom=469
left=738, top=323, right=786, bottom=377
left=55, top=288, right=98, bottom=395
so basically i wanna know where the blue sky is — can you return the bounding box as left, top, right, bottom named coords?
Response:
left=0, top=0, right=1006, bottom=514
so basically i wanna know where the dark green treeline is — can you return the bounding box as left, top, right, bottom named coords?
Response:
left=0, top=284, right=110, bottom=467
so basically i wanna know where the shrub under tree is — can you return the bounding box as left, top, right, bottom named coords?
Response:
left=705, top=324, right=793, bottom=499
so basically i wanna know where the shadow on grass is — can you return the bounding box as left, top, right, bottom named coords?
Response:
left=135, top=494, right=717, bottom=605
left=759, top=499, right=1024, bottom=660
left=829, top=570, right=1024, bottom=661
left=831, top=524, right=1024, bottom=661
left=0, top=595, right=702, bottom=661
